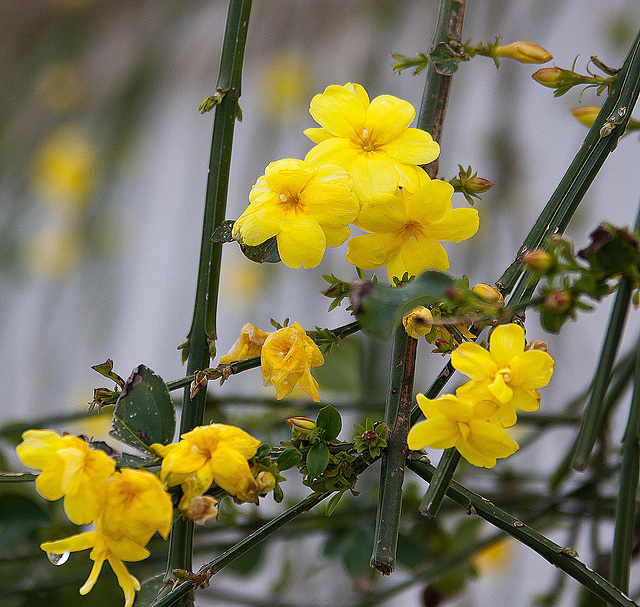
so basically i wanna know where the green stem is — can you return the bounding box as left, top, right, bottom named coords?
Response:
left=609, top=341, right=640, bottom=592
left=370, top=330, right=416, bottom=574
left=418, top=447, right=460, bottom=517
left=168, top=0, right=252, bottom=583
left=370, top=0, right=465, bottom=573
left=572, top=205, right=640, bottom=470
left=407, top=457, right=639, bottom=607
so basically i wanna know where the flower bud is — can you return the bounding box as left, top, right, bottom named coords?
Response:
left=402, top=306, right=434, bottom=339
left=472, top=283, right=504, bottom=304
left=531, top=66, right=567, bottom=87
left=255, top=471, right=276, bottom=494
left=544, top=290, right=572, bottom=313
left=571, top=106, right=601, bottom=128
left=465, top=176, right=493, bottom=194
left=522, top=249, right=554, bottom=273
left=285, top=416, right=316, bottom=436
left=186, top=495, right=219, bottom=525
left=495, top=41, right=553, bottom=64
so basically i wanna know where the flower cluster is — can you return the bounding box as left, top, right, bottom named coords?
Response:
left=408, top=323, right=554, bottom=467
left=233, top=83, right=479, bottom=279
left=219, top=321, right=325, bottom=402
left=16, top=430, right=172, bottom=607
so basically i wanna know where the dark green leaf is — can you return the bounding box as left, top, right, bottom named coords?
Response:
left=256, top=443, right=271, bottom=460
left=277, top=447, right=302, bottom=471
left=316, top=404, right=342, bottom=441
left=210, top=220, right=236, bottom=243
left=109, top=365, right=176, bottom=453
left=306, top=442, right=330, bottom=477
left=325, top=490, right=344, bottom=516
left=240, top=236, right=281, bottom=263
left=428, top=41, right=464, bottom=75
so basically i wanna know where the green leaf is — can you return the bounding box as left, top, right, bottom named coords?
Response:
left=255, top=443, right=271, bottom=460
left=240, top=236, right=281, bottom=263
left=209, top=219, right=236, bottom=243
left=325, top=490, right=344, bottom=516
left=306, top=442, right=330, bottom=478
left=278, top=447, right=302, bottom=471
left=316, top=404, right=342, bottom=441
left=109, top=365, right=176, bottom=453
left=351, top=270, right=456, bottom=340
left=428, top=41, right=464, bottom=75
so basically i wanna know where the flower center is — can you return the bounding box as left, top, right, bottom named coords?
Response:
left=278, top=192, right=304, bottom=212
left=402, top=220, right=425, bottom=243
left=359, top=128, right=377, bottom=152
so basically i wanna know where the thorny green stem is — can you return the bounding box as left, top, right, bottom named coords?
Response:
left=167, top=0, right=252, bottom=589
left=370, top=0, right=466, bottom=574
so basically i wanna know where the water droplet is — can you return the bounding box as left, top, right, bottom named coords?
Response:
left=47, top=551, right=70, bottom=566
left=362, top=128, right=369, bottom=139
left=279, top=194, right=287, bottom=202
left=409, top=236, right=416, bottom=243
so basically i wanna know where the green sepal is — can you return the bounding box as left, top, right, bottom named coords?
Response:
left=277, top=447, right=302, bottom=471
left=240, top=236, right=281, bottom=263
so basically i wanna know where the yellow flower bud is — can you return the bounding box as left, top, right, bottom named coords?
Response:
left=472, top=283, right=504, bottom=305
left=532, top=66, right=566, bottom=87
left=544, top=290, right=572, bottom=313
left=255, top=471, right=276, bottom=494
left=495, top=41, right=553, bottom=64
left=523, top=249, right=554, bottom=273
left=465, top=176, right=493, bottom=194
left=402, top=306, right=434, bottom=339
left=285, top=416, right=316, bottom=435
left=571, top=106, right=601, bottom=128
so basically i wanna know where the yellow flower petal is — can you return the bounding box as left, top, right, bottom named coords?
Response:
left=219, top=323, right=270, bottom=364
left=209, top=446, right=259, bottom=502
left=489, top=324, right=525, bottom=367
left=396, top=236, right=450, bottom=278
left=309, top=84, right=366, bottom=139
left=378, top=128, right=440, bottom=165
left=406, top=179, right=453, bottom=224
left=346, top=232, right=399, bottom=269
left=364, top=94, right=415, bottom=144
left=276, top=214, right=326, bottom=269
left=422, top=207, right=480, bottom=243
left=407, top=418, right=457, bottom=450
left=451, top=342, right=497, bottom=381
left=355, top=193, right=407, bottom=233
left=509, top=350, right=554, bottom=390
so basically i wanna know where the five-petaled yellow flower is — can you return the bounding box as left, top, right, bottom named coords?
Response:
left=304, top=83, right=440, bottom=202
left=16, top=429, right=116, bottom=525
left=41, top=468, right=172, bottom=607
left=151, top=423, right=262, bottom=508
left=233, top=158, right=358, bottom=269
left=407, top=394, right=519, bottom=468
left=346, top=177, right=479, bottom=282
left=261, top=322, right=324, bottom=401
left=219, top=323, right=271, bottom=364
left=452, top=323, right=555, bottom=427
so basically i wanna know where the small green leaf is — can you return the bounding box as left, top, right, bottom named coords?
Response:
left=317, top=404, right=342, bottom=441
left=256, top=443, right=271, bottom=460
left=210, top=220, right=236, bottom=243
left=240, top=237, right=281, bottom=263
left=326, top=491, right=344, bottom=516
left=306, top=442, right=330, bottom=478
left=428, top=41, right=464, bottom=75
left=109, top=365, right=176, bottom=453
left=277, top=447, right=302, bottom=471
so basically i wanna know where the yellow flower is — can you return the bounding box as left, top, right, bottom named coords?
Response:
left=16, top=429, right=115, bottom=525
left=233, top=158, right=358, bottom=269
left=304, top=83, right=440, bottom=202
left=219, top=323, right=271, bottom=364
left=41, top=468, right=172, bottom=607
left=402, top=306, right=434, bottom=339
left=495, top=41, right=553, bottom=64
left=152, top=423, right=261, bottom=508
left=345, top=177, right=479, bottom=282
left=407, top=394, right=519, bottom=468
left=261, top=322, right=324, bottom=401
left=452, top=323, right=555, bottom=427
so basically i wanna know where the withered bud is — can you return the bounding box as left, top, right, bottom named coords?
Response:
left=526, top=340, right=549, bottom=352
left=186, top=495, right=219, bottom=525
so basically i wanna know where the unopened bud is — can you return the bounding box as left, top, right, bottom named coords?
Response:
left=496, top=41, right=553, bottom=64
left=186, top=495, right=219, bottom=525
left=255, top=471, right=276, bottom=494
left=285, top=416, right=316, bottom=435
left=531, top=66, right=569, bottom=88
left=402, top=306, right=434, bottom=339
left=362, top=430, right=379, bottom=445
left=465, top=176, right=493, bottom=194
left=472, top=283, right=504, bottom=304
left=571, top=106, right=600, bottom=128
left=523, top=249, right=554, bottom=273
left=544, top=290, right=572, bottom=313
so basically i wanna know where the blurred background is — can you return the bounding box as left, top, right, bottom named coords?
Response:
left=1, top=0, right=640, bottom=606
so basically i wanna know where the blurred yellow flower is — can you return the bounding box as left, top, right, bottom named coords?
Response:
left=346, top=178, right=479, bottom=282
left=219, top=323, right=271, bottom=364
left=261, top=322, right=324, bottom=401
left=16, top=429, right=115, bottom=525
left=233, top=158, right=358, bottom=269
left=452, top=323, right=555, bottom=427
left=25, top=223, right=83, bottom=278
left=260, top=51, right=311, bottom=118
left=152, top=423, right=262, bottom=508
left=304, top=83, right=440, bottom=202
left=407, top=394, right=519, bottom=468
left=32, top=125, right=98, bottom=209
left=41, top=468, right=172, bottom=607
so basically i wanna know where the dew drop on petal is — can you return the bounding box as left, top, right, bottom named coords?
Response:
left=409, top=236, right=416, bottom=243
left=279, top=194, right=287, bottom=203
left=362, top=129, right=369, bottom=139
left=47, top=551, right=70, bottom=566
